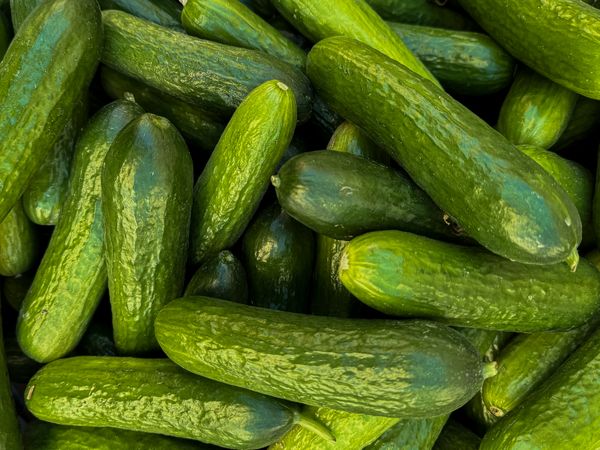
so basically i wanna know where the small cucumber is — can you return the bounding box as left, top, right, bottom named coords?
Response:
left=156, top=296, right=489, bottom=418
left=101, top=9, right=312, bottom=121
left=77, top=323, right=117, bottom=357
left=0, top=308, right=22, bottom=450
left=364, top=417, right=448, bottom=450
left=0, top=201, right=38, bottom=276
left=241, top=203, right=314, bottom=313
left=25, top=356, right=332, bottom=449
left=339, top=230, right=600, bottom=332
left=553, top=97, right=600, bottom=150
left=497, top=67, right=578, bottom=148
left=99, top=0, right=183, bottom=30
left=366, top=0, right=473, bottom=30
left=17, top=99, right=143, bottom=364
left=9, top=0, right=41, bottom=30
left=433, top=420, right=481, bottom=450
left=190, top=80, right=296, bottom=265
left=2, top=272, right=33, bottom=310
left=103, top=113, right=193, bottom=355
left=184, top=250, right=249, bottom=303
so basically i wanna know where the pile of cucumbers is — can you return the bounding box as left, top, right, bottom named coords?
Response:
left=0, top=0, right=599, bottom=448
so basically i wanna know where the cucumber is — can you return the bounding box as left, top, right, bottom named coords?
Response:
left=366, top=0, right=473, bottom=30
left=325, top=121, right=386, bottom=163
left=388, top=22, right=515, bottom=95
left=181, top=0, right=306, bottom=70
left=4, top=336, right=42, bottom=384
left=77, top=323, right=117, bottom=357
left=479, top=326, right=600, bottom=449
left=241, top=203, right=314, bottom=313
left=2, top=272, right=33, bottom=310
left=9, top=0, right=41, bottom=30
left=100, top=66, right=224, bottom=153
left=101, top=9, right=313, bottom=121
left=364, top=416, right=448, bottom=450
left=25, top=356, right=333, bottom=449
left=433, top=420, right=481, bottom=450
left=184, top=250, right=249, bottom=303
left=17, top=99, right=143, bottom=364
left=0, top=308, right=22, bottom=450
left=457, top=0, right=600, bottom=99
left=190, top=80, right=296, bottom=265
left=339, top=230, right=600, bottom=332
left=0, top=0, right=102, bottom=222
left=553, top=97, right=600, bottom=150
left=156, top=296, right=490, bottom=418
left=0, top=10, right=9, bottom=57
left=99, top=0, right=183, bottom=30
left=0, top=201, right=38, bottom=276
left=306, top=36, right=581, bottom=266
left=102, top=113, right=193, bottom=355
left=497, top=67, right=578, bottom=148
left=592, top=144, right=600, bottom=245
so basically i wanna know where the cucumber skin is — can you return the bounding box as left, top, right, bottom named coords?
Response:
left=17, top=100, right=144, bottom=364
left=388, top=22, right=515, bottom=96
left=156, top=296, right=485, bottom=418
left=433, top=420, right=481, bottom=450
left=364, top=416, right=448, bottom=450
left=340, top=230, right=600, bottom=332
left=553, top=97, right=600, bottom=150
left=457, top=0, right=600, bottom=100
left=307, top=37, right=581, bottom=265
left=497, top=68, right=578, bottom=148
left=0, top=309, right=22, bottom=450
left=0, top=0, right=102, bottom=222
left=25, top=357, right=299, bottom=449
left=0, top=201, right=38, bottom=276
left=190, top=80, right=296, bottom=265
left=98, top=0, right=183, bottom=30
left=3, top=272, right=33, bottom=310
left=366, top=0, right=473, bottom=30
left=103, top=114, right=193, bottom=355
left=9, top=0, right=41, bottom=30
left=101, top=10, right=312, bottom=121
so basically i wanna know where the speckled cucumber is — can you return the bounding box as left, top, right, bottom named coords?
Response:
left=364, top=417, right=448, bottom=450
left=307, top=37, right=581, bottom=266
left=0, top=308, right=22, bottom=450
left=99, top=0, right=183, bottom=30
left=0, top=201, right=38, bottom=277
left=366, top=0, right=473, bottom=29
left=433, top=420, right=481, bottom=450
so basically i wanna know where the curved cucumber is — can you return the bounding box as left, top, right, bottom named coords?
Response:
left=364, top=417, right=448, bottom=450
left=306, top=36, right=581, bottom=266
left=0, top=201, right=37, bottom=276
left=99, top=0, right=183, bottom=29
left=433, top=420, right=481, bottom=450
left=101, top=9, right=312, bottom=121
left=339, top=230, right=600, bottom=332
left=156, top=296, right=488, bottom=418
left=497, top=67, right=578, bottom=148
left=9, top=0, right=41, bottom=30
left=366, top=0, right=473, bottom=30
left=103, top=114, right=193, bottom=355
left=0, top=309, right=22, bottom=450
left=17, top=99, right=143, bottom=363
left=3, top=272, right=33, bottom=310
left=190, top=80, right=296, bottom=265
left=553, top=97, right=600, bottom=150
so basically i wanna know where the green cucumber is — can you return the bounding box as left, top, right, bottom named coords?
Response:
left=190, top=80, right=296, bottom=265
left=184, top=250, right=249, bottom=303
left=181, top=0, right=306, bottom=70
left=0, top=10, right=9, bottom=57
left=366, top=0, right=473, bottom=30
left=25, top=356, right=333, bottom=449
left=99, top=0, right=183, bottom=30
left=102, top=113, right=193, bottom=355
left=325, top=121, right=386, bottom=163
left=17, top=99, right=143, bottom=364
left=9, top=0, right=41, bottom=30
left=457, top=0, right=600, bottom=99
left=101, top=9, right=312, bottom=121
left=156, top=296, right=490, bottom=418
left=0, top=201, right=38, bottom=276
left=433, top=420, right=481, bottom=450
left=77, top=323, right=117, bottom=357
left=364, top=416, right=448, bottom=450
left=241, top=203, right=314, bottom=313
left=4, top=336, right=42, bottom=384
left=307, top=36, right=581, bottom=266
left=100, top=66, right=224, bottom=153
left=0, top=0, right=102, bottom=222
left=480, top=326, right=600, bottom=449
left=2, top=272, right=33, bottom=310
left=592, top=143, right=600, bottom=245
left=339, top=230, right=600, bottom=332
left=0, top=309, right=22, bottom=450
left=553, top=97, right=600, bottom=150
left=497, top=67, right=578, bottom=148
left=388, top=22, right=515, bottom=95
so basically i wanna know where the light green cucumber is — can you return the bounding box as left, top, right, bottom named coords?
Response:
left=0, top=201, right=38, bottom=276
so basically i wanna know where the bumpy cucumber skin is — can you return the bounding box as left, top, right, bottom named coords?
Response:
left=433, top=420, right=481, bottom=450
left=25, top=357, right=299, bottom=449
left=182, top=0, right=306, bottom=70
left=190, top=80, right=296, bottom=265
left=103, top=114, right=193, bottom=355
left=184, top=250, right=249, bottom=303
left=242, top=204, right=314, bottom=313
left=388, top=22, right=515, bottom=96
left=156, top=297, right=485, bottom=418
left=0, top=201, right=37, bottom=276
left=99, top=0, right=183, bottom=30
left=0, top=309, right=22, bottom=450
left=307, top=37, right=581, bottom=265
left=101, top=10, right=312, bottom=121
left=366, top=0, right=473, bottom=30
left=340, top=230, right=600, bottom=332
left=364, top=416, right=448, bottom=450
left=9, top=0, right=41, bottom=30
left=497, top=68, right=578, bottom=148
left=17, top=100, right=143, bottom=364
left=553, top=97, right=600, bottom=150
left=0, top=0, right=102, bottom=222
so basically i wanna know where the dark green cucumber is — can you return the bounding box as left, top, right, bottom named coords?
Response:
left=100, top=66, right=224, bottom=152
left=102, top=9, right=312, bottom=121
left=181, top=0, right=306, bottom=70
left=77, top=323, right=117, bottom=357
left=339, top=230, right=600, bottom=332
left=364, top=416, right=448, bottom=450
left=480, top=326, right=600, bottom=449
left=190, top=80, right=296, bottom=265
left=0, top=201, right=38, bottom=276
left=99, top=0, right=183, bottom=30
left=307, top=36, right=581, bottom=266
left=497, top=67, right=578, bottom=148
left=0, top=0, right=102, bottom=222
left=388, top=22, right=515, bottom=95
left=184, top=250, right=249, bottom=303
left=366, top=0, right=473, bottom=29
left=25, top=356, right=332, bottom=449
left=3, top=272, right=33, bottom=310
left=457, top=0, right=600, bottom=99
left=17, top=99, right=143, bottom=364
left=553, top=97, right=600, bottom=150
left=433, top=420, right=481, bottom=450
left=103, top=114, right=193, bottom=355
left=241, top=203, right=314, bottom=313
left=0, top=308, right=22, bottom=449
left=9, top=0, right=41, bottom=30
left=0, top=10, right=9, bottom=57
left=4, top=336, right=42, bottom=383
left=156, top=296, right=490, bottom=418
